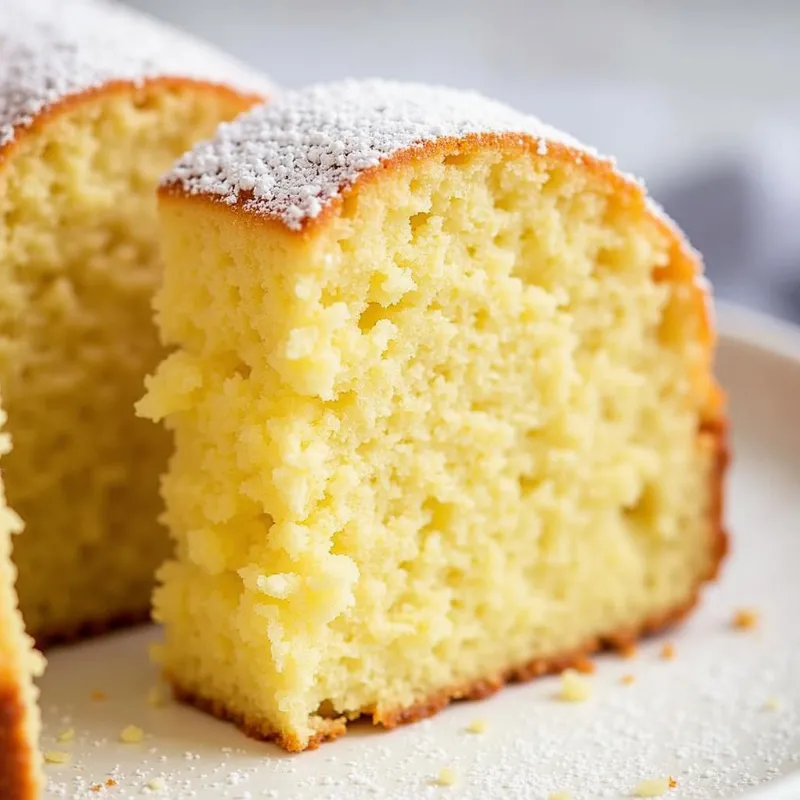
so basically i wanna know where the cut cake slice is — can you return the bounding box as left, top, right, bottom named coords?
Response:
left=141, top=80, right=728, bottom=752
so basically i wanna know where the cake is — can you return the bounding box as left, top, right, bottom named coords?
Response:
left=0, top=0, right=270, bottom=795
left=0, top=405, right=42, bottom=800
left=140, top=80, right=728, bottom=752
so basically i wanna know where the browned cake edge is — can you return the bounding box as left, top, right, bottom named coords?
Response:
left=0, top=678, right=39, bottom=800
left=0, top=76, right=266, bottom=800
left=168, top=420, right=729, bottom=753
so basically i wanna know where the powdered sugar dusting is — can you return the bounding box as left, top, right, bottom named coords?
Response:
left=0, top=0, right=272, bottom=151
left=164, top=79, right=610, bottom=231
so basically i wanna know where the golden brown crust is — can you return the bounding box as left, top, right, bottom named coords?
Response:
left=0, top=76, right=263, bottom=170
left=0, top=679, right=39, bottom=800
left=169, top=420, right=729, bottom=750
left=159, top=130, right=721, bottom=421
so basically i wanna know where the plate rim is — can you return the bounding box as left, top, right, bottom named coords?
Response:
left=717, top=301, right=800, bottom=800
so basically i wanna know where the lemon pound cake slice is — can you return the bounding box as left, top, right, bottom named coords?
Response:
left=142, top=80, right=728, bottom=751
left=0, top=403, right=43, bottom=800
left=0, top=0, right=270, bottom=648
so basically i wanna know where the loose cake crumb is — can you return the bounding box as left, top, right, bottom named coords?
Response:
left=634, top=777, right=672, bottom=797
left=573, top=655, right=596, bottom=674
left=434, top=767, right=457, bottom=786
left=558, top=669, right=591, bottom=702
left=621, top=674, right=636, bottom=685
left=465, top=719, right=488, bottom=734
left=90, top=690, right=107, bottom=702
left=43, top=750, right=71, bottom=765
left=119, top=724, right=144, bottom=743
left=732, top=608, right=759, bottom=630
left=548, top=792, right=571, bottom=800
left=669, top=778, right=678, bottom=789
left=89, top=785, right=102, bottom=793
left=56, top=727, right=75, bottom=743
left=764, top=697, right=780, bottom=711
left=147, top=685, right=168, bottom=708
left=106, top=779, right=117, bottom=787
left=660, top=643, right=676, bottom=660
left=146, top=777, right=166, bottom=791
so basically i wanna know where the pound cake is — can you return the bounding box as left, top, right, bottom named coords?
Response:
left=0, top=0, right=269, bottom=795
left=140, top=80, right=728, bottom=752
left=0, top=404, right=43, bottom=800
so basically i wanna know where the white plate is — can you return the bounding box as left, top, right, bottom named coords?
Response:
left=40, top=303, right=800, bottom=800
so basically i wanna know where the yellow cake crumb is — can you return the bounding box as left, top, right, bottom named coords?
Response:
left=119, top=724, right=145, bottom=743
left=548, top=792, right=571, bottom=800
left=434, top=767, right=457, bottom=787
left=621, top=673, right=636, bottom=685
left=558, top=669, right=592, bottom=702
left=764, top=697, right=779, bottom=711
left=89, top=785, right=102, bottom=793
left=634, top=777, right=672, bottom=797
left=660, top=642, right=676, bottom=661
left=56, top=727, right=75, bottom=743
left=732, top=608, right=759, bottom=631
left=465, top=719, right=487, bottom=734
left=147, top=685, right=169, bottom=708
left=90, top=690, right=107, bottom=702
left=43, top=750, right=71, bottom=765
left=147, top=777, right=166, bottom=791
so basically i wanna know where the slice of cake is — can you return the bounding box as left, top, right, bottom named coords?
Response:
left=0, top=403, right=43, bottom=800
left=141, top=80, right=728, bottom=752
left=0, top=0, right=270, bottom=793
left=0, top=0, right=269, bottom=645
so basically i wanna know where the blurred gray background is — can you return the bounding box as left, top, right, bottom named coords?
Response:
left=126, top=0, right=800, bottom=323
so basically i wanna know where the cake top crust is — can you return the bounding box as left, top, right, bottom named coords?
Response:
left=0, top=0, right=272, bottom=151
left=163, top=79, right=613, bottom=231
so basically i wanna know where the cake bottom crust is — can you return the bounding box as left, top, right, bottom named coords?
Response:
left=167, top=423, right=728, bottom=752
left=169, top=575, right=716, bottom=753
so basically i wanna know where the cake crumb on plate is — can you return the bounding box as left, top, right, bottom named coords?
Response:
left=434, top=767, right=457, bottom=786
left=119, top=724, right=145, bottom=743
left=732, top=607, right=759, bottom=630
left=43, top=750, right=70, bottom=765
left=56, top=727, right=74, bottom=743
left=634, top=777, right=673, bottom=797
left=558, top=669, right=592, bottom=702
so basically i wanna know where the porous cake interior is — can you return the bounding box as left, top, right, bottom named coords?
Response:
left=0, top=84, right=249, bottom=642
left=141, top=145, right=718, bottom=749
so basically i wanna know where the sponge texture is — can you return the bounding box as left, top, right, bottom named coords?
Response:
left=141, top=86, right=726, bottom=752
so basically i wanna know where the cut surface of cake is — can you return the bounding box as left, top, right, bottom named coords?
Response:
left=141, top=80, right=728, bottom=752
left=0, top=0, right=270, bottom=794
